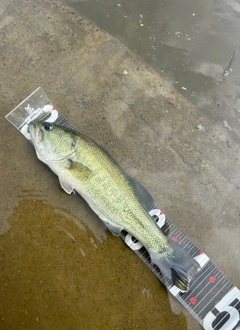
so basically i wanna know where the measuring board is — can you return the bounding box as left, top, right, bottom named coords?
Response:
left=5, top=87, right=240, bottom=330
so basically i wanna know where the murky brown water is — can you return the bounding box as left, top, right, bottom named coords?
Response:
left=0, top=197, right=189, bottom=329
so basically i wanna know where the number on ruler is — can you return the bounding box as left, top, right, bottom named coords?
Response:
left=203, top=287, right=240, bottom=329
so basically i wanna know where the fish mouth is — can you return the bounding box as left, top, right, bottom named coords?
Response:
left=28, top=121, right=42, bottom=144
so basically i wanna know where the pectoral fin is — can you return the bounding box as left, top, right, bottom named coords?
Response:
left=59, top=160, right=92, bottom=194
left=66, top=159, right=92, bottom=180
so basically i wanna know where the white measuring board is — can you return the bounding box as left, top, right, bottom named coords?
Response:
left=5, top=87, right=240, bottom=330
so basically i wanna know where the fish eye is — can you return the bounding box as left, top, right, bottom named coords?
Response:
left=44, top=123, right=53, bottom=131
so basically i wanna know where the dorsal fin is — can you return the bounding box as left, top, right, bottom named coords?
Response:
left=128, top=176, right=155, bottom=212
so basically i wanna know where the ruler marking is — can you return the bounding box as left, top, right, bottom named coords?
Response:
left=186, top=268, right=215, bottom=299
left=193, top=276, right=228, bottom=309
left=183, top=263, right=215, bottom=299
left=197, top=280, right=230, bottom=315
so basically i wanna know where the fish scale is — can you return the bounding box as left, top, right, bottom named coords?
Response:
left=65, top=136, right=168, bottom=250
left=27, top=112, right=200, bottom=292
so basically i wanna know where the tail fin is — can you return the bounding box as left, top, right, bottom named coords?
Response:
left=150, top=239, right=200, bottom=292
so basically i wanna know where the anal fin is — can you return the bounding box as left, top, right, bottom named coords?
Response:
left=105, top=222, right=122, bottom=236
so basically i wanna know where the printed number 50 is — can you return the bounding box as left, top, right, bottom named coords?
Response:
left=203, top=287, right=240, bottom=330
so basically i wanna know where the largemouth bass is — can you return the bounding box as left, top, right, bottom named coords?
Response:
left=28, top=121, right=200, bottom=291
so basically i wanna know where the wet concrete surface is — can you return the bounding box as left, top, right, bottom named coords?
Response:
left=0, top=0, right=240, bottom=329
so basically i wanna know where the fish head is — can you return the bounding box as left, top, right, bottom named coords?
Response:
left=28, top=121, right=76, bottom=162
